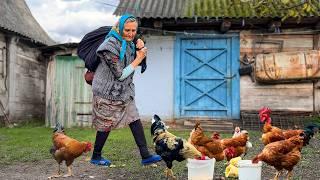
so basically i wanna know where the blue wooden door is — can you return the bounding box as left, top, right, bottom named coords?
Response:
left=175, top=36, right=240, bottom=119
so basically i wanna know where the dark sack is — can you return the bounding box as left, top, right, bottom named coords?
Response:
left=77, top=26, right=111, bottom=85
left=77, top=26, right=147, bottom=85
left=77, top=26, right=111, bottom=72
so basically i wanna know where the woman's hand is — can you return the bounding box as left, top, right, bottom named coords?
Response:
left=136, top=47, right=147, bottom=62
left=135, top=39, right=145, bottom=50
left=132, top=47, right=147, bottom=68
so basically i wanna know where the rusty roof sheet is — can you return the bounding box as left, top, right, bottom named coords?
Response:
left=0, top=0, right=55, bottom=45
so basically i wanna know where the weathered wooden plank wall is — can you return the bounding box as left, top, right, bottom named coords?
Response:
left=0, top=35, right=47, bottom=121
left=0, top=33, right=8, bottom=117
left=14, top=41, right=46, bottom=120
left=240, top=32, right=314, bottom=57
left=46, top=56, right=92, bottom=128
left=240, top=31, right=318, bottom=111
left=241, top=76, right=314, bottom=111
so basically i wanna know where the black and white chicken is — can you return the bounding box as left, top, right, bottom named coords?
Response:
left=151, top=114, right=202, bottom=179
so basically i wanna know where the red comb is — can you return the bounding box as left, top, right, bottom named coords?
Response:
left=258, top=107, right=272, bottom=123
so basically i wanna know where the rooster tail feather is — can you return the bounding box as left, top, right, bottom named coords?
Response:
left=302, top=130, right=313, bottom=146
left=252, top=154, right=260, bottom=164
left=53, top=122, right=64, bottom=133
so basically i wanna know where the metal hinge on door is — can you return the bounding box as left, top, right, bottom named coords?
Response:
left=224, top=74, right=236, bottom=79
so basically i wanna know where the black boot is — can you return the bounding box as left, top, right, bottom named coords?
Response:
left=129, top=120, right=151, bottom=159
left=129, top=120, right=161, bottom=165
left=90, top=131, right=111, bottom=166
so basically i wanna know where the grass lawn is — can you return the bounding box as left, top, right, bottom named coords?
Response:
left=0, top=122, right=319, bottom=179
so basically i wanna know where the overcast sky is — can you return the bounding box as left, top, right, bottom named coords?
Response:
left=25, top=0, right=119, bottom=43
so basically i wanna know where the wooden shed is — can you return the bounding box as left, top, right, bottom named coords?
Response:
left=0, top=0, right=55, bottom=125
left=41, top=44, right=93, bottom=127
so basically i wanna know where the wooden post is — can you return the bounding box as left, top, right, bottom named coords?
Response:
left=313, top=34, right=320, bottom=50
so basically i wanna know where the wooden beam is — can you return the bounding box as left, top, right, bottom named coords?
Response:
left=316, top=21, right=320, bottom=30
left=313, top=34, right=320, bottom=50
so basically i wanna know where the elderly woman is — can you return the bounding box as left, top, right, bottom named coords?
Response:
left=89, top=14, right=161, bottom=166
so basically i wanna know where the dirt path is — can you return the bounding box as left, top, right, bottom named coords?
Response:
left=0, top=159, right=170, bottom=180
left=0, top=159, right=110, bottom=180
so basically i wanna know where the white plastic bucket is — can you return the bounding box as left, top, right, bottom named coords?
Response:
left=238, top=160, right=262, bottom=180
left=187, top=157, right=215, bottom=180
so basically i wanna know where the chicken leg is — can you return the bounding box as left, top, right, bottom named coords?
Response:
left=48, top=164, right=62, bottom=179
left=286, top=170, right=293, bottom=180
left=164, top=168, right=176, bottom=180
left=62, top=166, right=73, bottom=177
left=273, top=170, right=281, bottom=180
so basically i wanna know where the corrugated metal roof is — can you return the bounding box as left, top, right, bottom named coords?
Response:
left=0, top=0, right=55, bottom=45
left=114, top=0, right=185, bottom=18
left=114, top=0, right=320, bottom=19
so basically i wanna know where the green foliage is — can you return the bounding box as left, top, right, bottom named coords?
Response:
left=0, top=126, right=96, bottom=165
left=0, top=126, right=52, bottom=164
left=239, top=0, right=320, bottom=21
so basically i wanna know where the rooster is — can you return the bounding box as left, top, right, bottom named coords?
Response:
left=259, top=107, right=313, bottom=146
left=48, top=123, right=92, bottom=179
left=259, top=107, right=285, bottom=145
left=151, top=115, right=202, bottom=180
left=252, top=134, right=305, bottom=180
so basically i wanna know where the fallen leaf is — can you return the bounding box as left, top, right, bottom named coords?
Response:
left=150, top=164, right=158, bottom=167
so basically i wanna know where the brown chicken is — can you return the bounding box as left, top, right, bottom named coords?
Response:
left=189, top=122, right=250, bottom=161
left=188, top=123, right=224, bottom=161
left=252, top=134, right=304, bottom=180
left=220, top=130, right=251, bottom=161
left=48, top=123, right=92, bottom=179
left=259, top=107, right=312, bottom=146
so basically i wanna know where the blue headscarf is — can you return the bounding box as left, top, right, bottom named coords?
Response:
left=106, top=14, right=136, bottom=61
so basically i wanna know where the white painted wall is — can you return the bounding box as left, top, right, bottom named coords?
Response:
left=133, top=35, right=175, bottom=120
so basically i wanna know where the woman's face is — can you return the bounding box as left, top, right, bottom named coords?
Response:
left=122, top=21, right=138, bottom=42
